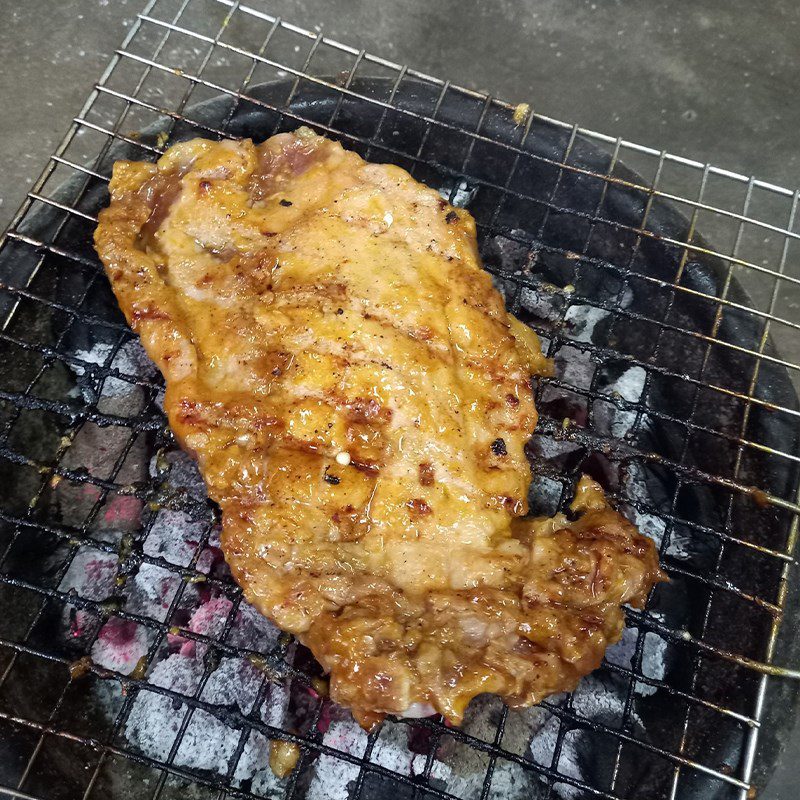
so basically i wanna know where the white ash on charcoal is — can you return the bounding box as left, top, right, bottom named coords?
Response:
left=122, top=561, right=182, bottom=623
left=439, top=179, right=478, bottom=208
left=563, top=304, right=610, bottom=344
left=59, top=545, right=118, bottom=601
left=143, top=508, right=210, bottom=568
left=556, top=344, right=598, bottom=392
left=91, top=617, right=151, bottom=675
left=71, top=339, right=157, bottom=401
left=621, top=461, right=668, bottom=552
left=593, top=364, right=647, bottom=440
left=527, top=472, right=567, bottom=517
left=149, top=448, right=208, bottom=503
left=121, top=592, right=288, bottom=776
left=306, top=720, right=369, bottom=800
left=519, top=285, right=567, bottom=324
left=124, top=653, right=275, bottom=776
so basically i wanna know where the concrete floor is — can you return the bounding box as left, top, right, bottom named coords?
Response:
left=2, top=0, right=799, bottom=226
left=0, top=0, right=798, bottom=796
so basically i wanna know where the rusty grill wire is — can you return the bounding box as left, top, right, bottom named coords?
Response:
left=0, top=1, right=799, bottom=799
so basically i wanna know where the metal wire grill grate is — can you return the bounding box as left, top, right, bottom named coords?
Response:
left=0, top=1, right=799, bottom=799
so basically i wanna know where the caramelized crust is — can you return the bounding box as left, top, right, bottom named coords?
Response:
left=95, top=129, right=664, bottom=728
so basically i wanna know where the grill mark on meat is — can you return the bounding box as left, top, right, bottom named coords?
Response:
left=418, top=462, right=435, bottom=486
left=283, top=337, right=535, bottom=421
left=175, top=398, right=281, bottom=432
left=407, top=498, right=432, bottom=516
left=346, top=398, right=392, bottom=424
left=350, top=457, right=381, bottom=475
left=270, top=284, right=515, bottom=362
left=272, top=283, right=350, bottom=305
left=130, top=305, right=171, bottom=326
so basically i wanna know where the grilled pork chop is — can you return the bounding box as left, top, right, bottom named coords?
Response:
left=95, top=128, right=664, bottom=728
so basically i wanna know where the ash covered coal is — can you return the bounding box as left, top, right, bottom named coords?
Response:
left=51, top=268, right=669, bottom=798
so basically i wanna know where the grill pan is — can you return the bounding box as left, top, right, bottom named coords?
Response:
left=0, top=3, right=799, bottom=799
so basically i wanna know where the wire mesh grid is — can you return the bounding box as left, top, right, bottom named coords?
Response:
left=0, top=1, right=799, bottom=799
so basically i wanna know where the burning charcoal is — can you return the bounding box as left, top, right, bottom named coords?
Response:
left=175, top=708, right=244, bottom=772
left=526, top=474, right=565, bottom=517
left=233, top=730, right=283, bottom=792
left=90, top=617, right=149, bottom=675
left=518, top=285, right=565, bottom=323
left=227, top=599, right=282, bottom=651
left=125, top=652, right=282, bottom=784
left=125, top=688, right=186, bottom=762
left=123, top=562, right=182, bottom=623
left=482, top=231, right=534, bottom=275
left=570, top=671, right=629, bottom=728
left=563, top=304, right=610, bottom=344
left=307, top=720, right=369, bottom=800
left=555, top=345, right=597, bottom=391
left=151, top=449, right=208, bottom=502
left=98, top=494, right=144, bottom=533
left=528, top=710, right=562, bottom=771
left=144, top=507, right=208, bottom=567
left=592, top=363, right=647, bottom=439
left=370, top=722, right=420, bottom=776
left=149, top=652, right=205, bottom=696
left=201, top=656, right=263, bottom=714
left=59, top=546, right=118, bottom=601
left=439, top=178, right=477, bottom=208
left=188, top=594, right=234, bottom=644
left=621, top=462, right=668, bottom=550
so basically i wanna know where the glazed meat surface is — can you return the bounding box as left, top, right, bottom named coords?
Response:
left=95, top=129, right=664, bottom=728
